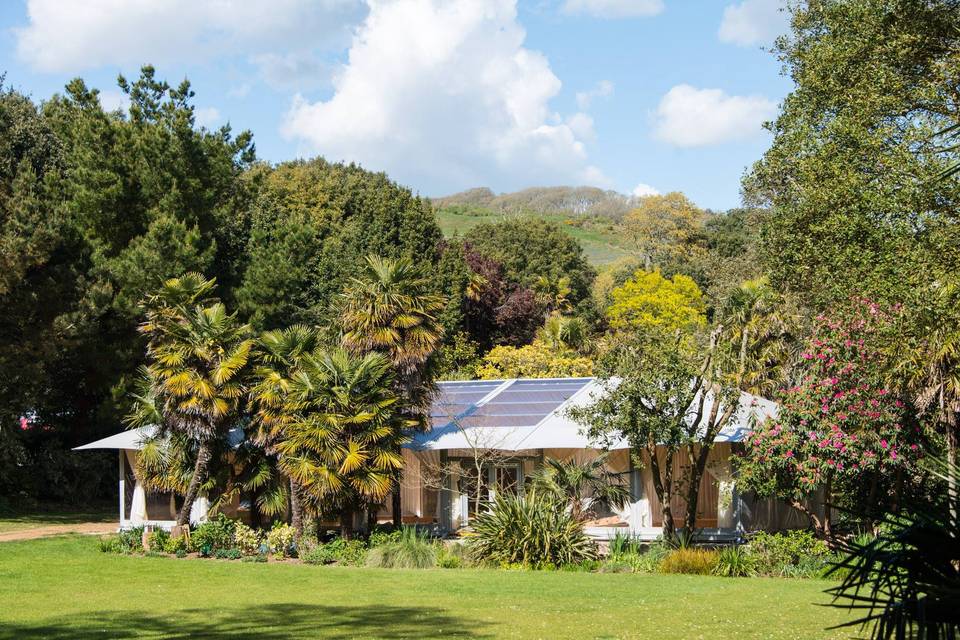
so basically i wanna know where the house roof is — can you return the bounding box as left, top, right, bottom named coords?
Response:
left=75, top=377, right=778, bottom=453
left=410, top=377, right=777, bottom=452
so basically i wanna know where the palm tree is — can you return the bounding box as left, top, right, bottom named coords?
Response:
left=534, top=275, right=572, bottom=315
left=895, top=282, right=960, bottom=523
left=339, top=255, right=445, bottom=524
left=717, top=276, right=797, bottom=396
left=537, top=313, right=589, bottom=353
left=827, top=458, right=960, bottom=639
left=249, top=325, right=322, bottom=534
left=130, top=273, right=254, bottom=527
left=275, top=349, right=412, bottom=537
left=528, top=454, right=630, bottom=522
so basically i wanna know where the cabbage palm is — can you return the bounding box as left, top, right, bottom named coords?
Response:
left=249, top=325, right=322, bottom=533
left=339, top=254, right=445, bottom=523
left=528, top=454, right=630, bottom=522
left=131, top=273, right=254, bottom=527
left=275, top=349, right=412, bottom=537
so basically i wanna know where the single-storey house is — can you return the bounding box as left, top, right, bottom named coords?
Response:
left=76, top=377, right=814, bottom=539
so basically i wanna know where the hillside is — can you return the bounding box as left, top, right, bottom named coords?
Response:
left=432, top=186, right=641, bottom=265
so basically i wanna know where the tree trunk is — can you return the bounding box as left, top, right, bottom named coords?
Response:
left=647, top=446, right=675, bottom=540
left=176, top=440, right=212, bottom=526
left=789, top=498, right=824, bottom=536
left=683, top=442, right=714, bottom=534
left=340, top=507, right=354, bottom=540
left=289, top=477, right=303, bottom=536
left=823, top=472, right=833, bottom=539
left=392, top=480, right=402, bottom=527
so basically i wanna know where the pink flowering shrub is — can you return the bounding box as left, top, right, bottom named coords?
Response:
left=737, top=299, right=920, bottom=532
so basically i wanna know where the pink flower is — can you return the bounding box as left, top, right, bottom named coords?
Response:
left=19, top=416, right=29, bottom=431
left=880, top=439, right=888, bottom=449
left=784, top=450, right=794, bottom=458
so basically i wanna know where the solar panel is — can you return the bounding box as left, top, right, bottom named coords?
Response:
left=428, top=378, right=593, bottom=429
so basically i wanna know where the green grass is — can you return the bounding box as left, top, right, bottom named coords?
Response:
left=0, top=508, right=114, bottom=534
left=0, top=535, right=855, bottom=639
left=435, top=209, right=636, bottom=266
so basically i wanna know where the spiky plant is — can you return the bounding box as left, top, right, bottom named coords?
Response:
left=827, top=458, right=960, bottom=639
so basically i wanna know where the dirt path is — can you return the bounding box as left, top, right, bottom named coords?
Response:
left=0, top=522, right=115, bottom=542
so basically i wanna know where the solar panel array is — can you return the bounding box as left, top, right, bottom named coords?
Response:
left=431, top=378, right=592, bottom=430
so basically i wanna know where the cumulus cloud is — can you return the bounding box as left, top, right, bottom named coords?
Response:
left=718, top=0, right=788, bottom=47
left=15, top=0, right=365, bottom=88
left=631, top=182, right=660, bottom=197
left=652, top=84, right=777, bottom=147
left=282, top=0, right=608, bottom=194
left=561, top=0, right=664, bottom=18
left=575, top=80, right=614, bottom=110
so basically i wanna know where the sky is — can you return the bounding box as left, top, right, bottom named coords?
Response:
left=0, top=0, right=793, bottom=210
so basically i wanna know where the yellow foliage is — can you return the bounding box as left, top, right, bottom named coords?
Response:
left=476, top=343, right=593, bottom=379
left=606, top=269, right=706, bottom=335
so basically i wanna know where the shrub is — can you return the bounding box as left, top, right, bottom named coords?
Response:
left=147, top=529, right=170, bottom=552
left=302, top=537, right=368, bottom=566
left=214, top=548, right=242, bottom=560
left=241, top=553, right=267, bottom=563
left=607, top=532, right=643, bottom=559
left=98, top=527, right=144, bottom=554
left=191, top=514, right=236, bottom=556
left=368, top=526, right=403, bottom=548
left=714, top=545, right=757, bottom=577
left=267, top=522, right=297, bottom=559
left=366, top=527, right=437, bottom=569
left=162, top=534, right=189, bottom=555
left=469, top=493, right=597, bottom=568
left=436, top=542, right=471, bottom=569
left=747, top=530, right=830, bottom=577
left=233, top=522, right=263, bottom=556
left=659, top=548, right=719, bottom=575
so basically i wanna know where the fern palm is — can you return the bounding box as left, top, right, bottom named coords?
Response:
left=275, top=349, right=412, bottom=536
left=528, top=454, right=630, bottom=521
left=249, top=325, right=323, bottom=532
left=130, top=273, right=254, bottom=526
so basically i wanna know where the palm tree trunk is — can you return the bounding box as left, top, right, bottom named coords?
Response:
left=289, top=477, right=303, bottom=536
left=391, top=477, right=402, bottom=527
left=177, top=440, right=212, bottom=526
left=340, top=507, right=354, bottom=540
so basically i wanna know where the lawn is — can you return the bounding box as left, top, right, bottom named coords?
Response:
left=435, top=209, right=636, bottom=266
left=0, top=507, right=114, bottom=534
left=0, top=536, right=858, bottom=639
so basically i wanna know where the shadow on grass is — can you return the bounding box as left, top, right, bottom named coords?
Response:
left=0, top=602, right=492, bottom=639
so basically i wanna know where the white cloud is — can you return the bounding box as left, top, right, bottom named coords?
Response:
left=718, top=0, right=788, bottom=47
left=98, top=89, right=129, bottom=113
left=565, top=112, right=596, bottom=142
left=575, top=80, right=614, bottom=110
left=652, top=84, right=777, bottom=147
left=282, top=0, right=608, bottom=194
left=561, top=0, right=663, bottom=19
left=194, top=107, right=221, bottom=128
left=15, top=0, right=365, bottom=84
left=251, top=52, right=331, bottom=91
left=631, top=182, right=660, bottom=197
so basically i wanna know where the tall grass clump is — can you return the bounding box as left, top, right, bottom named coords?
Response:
left=469, top=492, right=597, bottom=568
left=365, top=526, right=437, bottom=569
left=659, top=548, right=719, bottom=575
left=713, top=545, right=756, bottom=577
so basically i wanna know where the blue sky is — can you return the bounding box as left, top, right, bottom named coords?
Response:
left=0, top=0, right=792, bottom=210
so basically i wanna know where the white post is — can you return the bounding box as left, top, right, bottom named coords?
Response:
left=118, top=450, right=126, bottom=528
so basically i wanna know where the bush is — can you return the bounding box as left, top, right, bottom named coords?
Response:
left=267, top=522, right=297, bottom=559
left=241, top=553, right=268, bottom=563
left=659, top=548, right=719, bottom=575
left=162, top=534, right=189, bottom=555
left=147, top=529, right=170, bottom=552
left=98, top=527, right=145, bottom=554
left=214, top=548, right=242, bottom=560
left=469, top=493, right=597, bottom=568
left=607, top=532, right=643, bottom=558
left=436, top=542, right=471, bottom=569
left=191, top=515, right=237, bottom=556
left=747, top=530, right=830, bottom=577
left=366, top=527, right=437, bottom=569
left=714, top=545, right=756, bottom=577
left=302, top=537, right=368, bottom=566
left=233, top=522, right=263, bottom=556
left=368, top=526, right=403, bottom=548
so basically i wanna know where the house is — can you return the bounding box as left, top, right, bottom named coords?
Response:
left=75, top=377, right=814, bottom=538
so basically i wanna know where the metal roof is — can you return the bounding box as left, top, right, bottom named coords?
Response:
left=75, top=378, right=779, bottom=453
